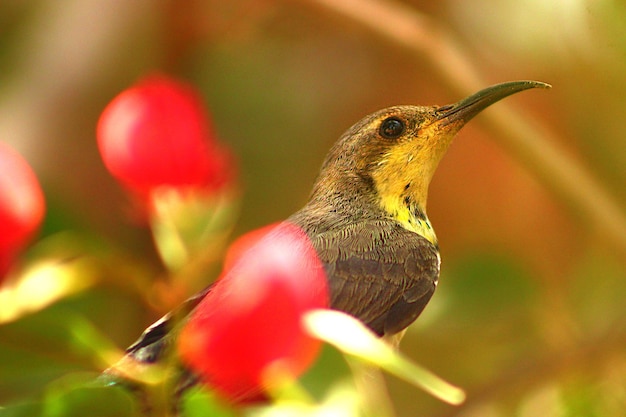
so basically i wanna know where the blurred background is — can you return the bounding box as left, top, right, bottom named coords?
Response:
left=1, top=0, right=625, bottom=416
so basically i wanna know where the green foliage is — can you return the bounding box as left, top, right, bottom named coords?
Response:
left=1, top=379, right=138, bottom=417
left=181, top=389, right=237, bottom=417
left=444, top=252, right=538, bottom=322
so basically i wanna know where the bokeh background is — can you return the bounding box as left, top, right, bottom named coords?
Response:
left=1, top=0, right=626, bottom=416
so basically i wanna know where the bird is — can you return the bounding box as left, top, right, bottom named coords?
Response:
left=106, top=80, right=549, bottom=398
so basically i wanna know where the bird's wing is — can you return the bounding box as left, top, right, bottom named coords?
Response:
left=309, top=220, right=440, bottom=336
left=124, top=284, right=213, bottom=363
left=100, top=284, right=212, bottom=401
left=98, top=286, right=212, bottom=409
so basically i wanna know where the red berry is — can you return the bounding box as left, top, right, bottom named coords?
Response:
left=178, top=222, right=328, bottom=402
left=97, top=74, right=233, bottom=195
left=0, top=142, right=45, bottom=278
left=222, top=222, right=281, bottom=271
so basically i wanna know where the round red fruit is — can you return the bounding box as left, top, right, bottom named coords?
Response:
left=0, top=142, right=45, bottom=277
left=97, top=74, right=231, bottom=194
left=178, top=222, right=328, bottom=402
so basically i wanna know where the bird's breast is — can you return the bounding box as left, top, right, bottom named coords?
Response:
left=379, top=195, right=438, bottom=246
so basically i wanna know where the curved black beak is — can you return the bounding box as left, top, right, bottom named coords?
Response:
left=435, top=80, right=551, bottom=127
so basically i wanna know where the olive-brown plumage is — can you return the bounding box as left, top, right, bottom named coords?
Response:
left=292, top=218, right=439, bottom=337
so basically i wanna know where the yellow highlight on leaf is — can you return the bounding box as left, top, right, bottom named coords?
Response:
left=303, top=309, right=466, bottom=405
left=0, top=258, right=97, bottom=324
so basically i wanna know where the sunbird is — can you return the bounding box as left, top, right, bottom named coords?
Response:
left=109, top=80, right=549, bottom=398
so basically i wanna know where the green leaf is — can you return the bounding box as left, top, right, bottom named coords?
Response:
left=0, top=402, right=44, bottom=417
left=181, top=388, right=237, bottom=417
left=150, top=188, right=238, bottom=274
left=303, top=309, right=465, bottom=405
left=0, top=254, right=99, bottom=324
left=42, top=385, right=138, bottom=417
left=5, top=373, right=141, bottom=417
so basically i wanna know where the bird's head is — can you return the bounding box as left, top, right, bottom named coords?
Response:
left=311, top=81, right=550, bottom=224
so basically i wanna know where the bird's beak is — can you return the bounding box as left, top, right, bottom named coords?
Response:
left=433, top=80, right=551, bottom=128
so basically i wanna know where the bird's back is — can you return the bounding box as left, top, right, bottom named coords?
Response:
left=288, top=205, right=440, bottom=337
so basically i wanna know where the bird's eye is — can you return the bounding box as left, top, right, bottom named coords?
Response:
left=379, top=117, right=405, bottom=139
